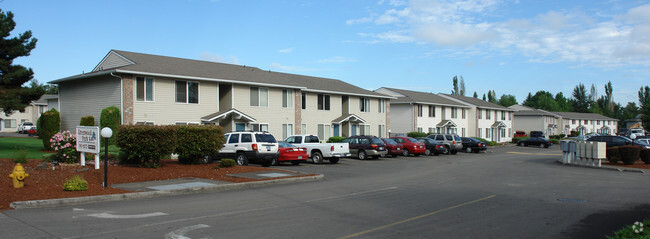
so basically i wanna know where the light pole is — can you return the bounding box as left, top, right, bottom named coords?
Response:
left=100, top=127, right=113, bottom=188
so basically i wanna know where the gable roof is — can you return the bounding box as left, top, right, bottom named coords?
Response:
left=53, top=50, right=392, bottom=99
left=440, top=94, right=515, bottom=111
left=509, top=105, right=559, bottom=117
left=551, top=111, right=617, bottom=121
left=375, top=87, right=469, bottom=108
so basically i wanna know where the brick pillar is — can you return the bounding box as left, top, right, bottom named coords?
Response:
left=386, top=100, right=390, bottom=137
left=122, top=74, right=134, bottom=125
left=295, top=89, right=302, bottom=134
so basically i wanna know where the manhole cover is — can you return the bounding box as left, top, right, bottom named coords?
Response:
left=557, top=198, right=588, bottom=203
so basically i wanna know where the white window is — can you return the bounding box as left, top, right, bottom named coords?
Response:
left=251, top=123, right=269, bottom=132
left=478, top=128, right=482, bottom=138
left=501, top=111, right=506, bottom=120
left=451, top=107, right=458, bottom=118
left=486, top=128, right=491, bottom=138
left=417, top=105, right=423, bottom=117
left=136, top=121, right=155, bottom=125
left=301, top=92, right=306, bottom=110
left=360, top=98, right=371, bottom=112
left=282, top=89, right=293, bottom=108
left=417, top=127, right=423, bottom=133
left=428, top=127, right=435, bottom=133
left=462, top=109, right=466, bottom=119
left=136, top=76, right=154, bottom=101
left=378, top=125, right=385, bottom=137
left=360, top=124, right=371, bottom=135
left=318, top=124, right=331, bottom=140
left=478, top=109, right=482, bottom=119
left=486, top=110, right=491, bottom=120
left=378, top=99, right=385, bottom=113
left=4, top=119, right=16, bottom=128
left=318, top=94, right=330, bottom=110
left=250, top=87, right=269, bottom=107
left=282, top=124, right=293, bottom=140
left=429, top=105, right=436, bottom=117
left=175, top=81, right=199, bottom=104
left=462, top=128, right=466, bottom=137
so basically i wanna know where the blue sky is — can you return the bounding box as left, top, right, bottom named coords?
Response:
left=3, top=0, right=650, bottom=106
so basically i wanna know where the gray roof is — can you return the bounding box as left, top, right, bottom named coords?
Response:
left=441, top=94, right=515, bottom=111
left=53, top=50, right=391, bottom=99
left=513, top=108, right=559, bottom=117
left=551, top=111, right=617, bottom=121
left=378, top=88, right=468, bottom=107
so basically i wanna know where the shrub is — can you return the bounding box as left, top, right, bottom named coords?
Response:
left=641, top=149, right=650, bottom=164
left=38, top=109, right=60, bottom=150
left=63, top=175, right=88, bottom=191
left=619, top=145, right=642, bottom=165
left=549, top=139, right=560, bottom=144
left=50, top=131, right=78, bottom=163
left=116, top=125, right=177, bottom=167
left=407, top=132, right=428, bottom=138
left=512, top=137, right=529, bottom=143
left=569, top=131, right=580, bottom=137
left=607, top=219, right=650, bottom=239
left=175, top=125, right=225, bottom=164
left=220, top=158, right=236, bottom=168
left=12, top=148, right=27, bottom=164
left=100, top=106, right=120, bottom=144
left=79, top=116, right=95, bottom=126
left=606, top=147, right=621, bottom=164
left=326, top=136, right=347, bottom=143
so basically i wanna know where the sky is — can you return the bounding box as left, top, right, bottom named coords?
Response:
left=3, top=0, right=650, bottom=106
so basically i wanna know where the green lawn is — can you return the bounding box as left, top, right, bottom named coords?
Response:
left=0, top=137, right=121, bottom=160
left=0, top=137, right=52, bottom=159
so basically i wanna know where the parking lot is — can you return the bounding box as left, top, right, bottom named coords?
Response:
left=4, top=144, right=650, bottom=238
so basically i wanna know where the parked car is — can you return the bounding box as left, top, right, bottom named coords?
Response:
left=341, top=135, right=387, bottom=160
left=461, top=137, right=487, bottom=153
left=284, top=134, right=350, bottom=164
left=618, top=128, right=629, bottom=137
left=427, top=134, right=463, bottom=154
left=218, top=131, right=280, bottom=167
left=630, top=128, right=646, bottom=138
left=530, top=131, right=544, bottom=138
left=416, top=137, right=446, bottom=155
left=634, top=137, right=650, bottom=146
left=277, top=141, right=308, bottom=165
left=380, top=138, right=404, bottom=157
left=587, top=135, right=650, bottom=149
left=17, top=122, right=35, bottom=134
left=517, top=137, right=552, bottom=148
left=514, top=131, right=527, bottom=138
left=390, top=136, right=426, bottom=156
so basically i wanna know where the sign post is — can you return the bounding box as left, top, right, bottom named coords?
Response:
left=76, top=126, right=101, bottom=169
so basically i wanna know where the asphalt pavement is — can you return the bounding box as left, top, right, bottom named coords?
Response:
left=3, top=144, right=650, bottom=239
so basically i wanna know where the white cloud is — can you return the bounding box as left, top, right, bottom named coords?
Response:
left=200, top=52, right=240, bottom=64
left=346, top=17, right=373, bottom=25
left=278, top=47, right=295, bottom=53
left=317, top=56, right=357, bottom=63
left=378, top=0, right=407, bottom=7
left=269, top=63, right=315, bottom=72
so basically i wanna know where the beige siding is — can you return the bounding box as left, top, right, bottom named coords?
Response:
left=300, top=92, right=344, bottom=136
left=0, top=107, right=34, bottom=132
left=231, top=84, right=297, bottom=137
left=59, top=75, right=121, bottom=131
left=133, top=77, right=219, bottom=124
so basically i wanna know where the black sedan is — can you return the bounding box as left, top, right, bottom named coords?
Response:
left=517, top=137, right=552, bottom=148
left=416, top=137, right=447, bottom=155
left=460, top=137, right=487, bottom=153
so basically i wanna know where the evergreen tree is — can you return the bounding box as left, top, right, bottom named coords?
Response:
left=482, top=94, right=486, bottom=101
left=497, top=94, right=517, bottom=107
left=473, top=91, right=478, bottom=98
left=459, top=76, right=465, bottom=96
left=0, top=9, right=41, bottom=116
left=451, top=76, right=459, bottom=95
left=639, top=86, right=650, bottom=131
left=572, top=83, right=589, bottom=113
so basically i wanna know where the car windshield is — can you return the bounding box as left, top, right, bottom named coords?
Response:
left=23, top=122, right=33, bottom=126
left=255, top=134, right=277, bottom=143
left=631, top=129, right=643, bottom=133
left=278, top=141, right=294, bottom=148
left=371, top=138, right=384, bottom=144
left=407, top=137, right=419, bottom=143
left=382, top=138, right=397, bottom=144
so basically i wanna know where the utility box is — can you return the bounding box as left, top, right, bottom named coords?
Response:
left=560, top=140, right=569, bottom=152
left=569, top=141, right=576, bottom=153
left=593, top=142, right=606, bottom=159
left=576, top=141, right=583, bottom=158
left=585, top=141, right=593, bottom=159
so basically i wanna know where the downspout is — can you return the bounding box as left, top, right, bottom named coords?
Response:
left=109, top=72, right=123, bottom=125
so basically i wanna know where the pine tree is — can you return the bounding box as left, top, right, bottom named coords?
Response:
left=0, top=9, right=41, bottom=115
left=451, top=76, right=459, bottom=95
left=459, top=76, right=465, bottom=96
left=473, top=92, right=478, bottom=98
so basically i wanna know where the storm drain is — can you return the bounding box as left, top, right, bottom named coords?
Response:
left=557, top=198, right=588, bottom=203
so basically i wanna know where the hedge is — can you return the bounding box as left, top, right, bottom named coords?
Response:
left=100, top=106, right=120, bottom=144
left=38, top=109, right=60, bottom=150
left=512, top=137, right=529, bottom=143
left=175, top=125, right=225, bottom=164
left=326, top=136, right=346, bottom=143
left=115, top=125, right=177, bottom=167
left=407, top=132, right=428, bottom=138
left=79, top=116, right=95, bottom=126
left=606, top=147, right=620, bottom=164
left=618, top=145, right=642, bottom=165
left=641, top=149, right=650, bottom=164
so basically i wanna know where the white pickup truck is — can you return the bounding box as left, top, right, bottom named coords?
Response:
left=284, top=135, right=350, bottom=164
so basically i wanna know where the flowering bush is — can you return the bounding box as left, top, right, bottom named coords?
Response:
left=50, top=131, right=78, bottom=163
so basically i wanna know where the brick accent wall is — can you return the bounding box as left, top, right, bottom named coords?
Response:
left=122, top=74, right=134, bottom=125
left=294, top=89, right=301, bottom=134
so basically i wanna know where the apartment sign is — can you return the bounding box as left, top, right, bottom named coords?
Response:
left=76, top=126, right=100, bottom=154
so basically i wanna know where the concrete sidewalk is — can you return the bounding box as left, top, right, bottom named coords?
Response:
left=10, top=170, right=323, bottom=209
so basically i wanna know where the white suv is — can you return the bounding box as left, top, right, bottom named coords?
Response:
left=218, top=131, right=279, bottom=167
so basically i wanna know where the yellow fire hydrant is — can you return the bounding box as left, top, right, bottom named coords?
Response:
left=9, top=163, right=29, bottom=188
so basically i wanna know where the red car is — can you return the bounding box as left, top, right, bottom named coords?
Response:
left=381, top=138, right=404, bottom=157
left=390, top=136, right=426, bottom=156
left=276, top=141, right=308, bottom=166
left=514, top=131, right=527, bottom=138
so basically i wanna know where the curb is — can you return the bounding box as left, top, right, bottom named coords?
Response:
left=554, top=160, right=645, bottom=173
left=10, top=174, right=324, bottom=209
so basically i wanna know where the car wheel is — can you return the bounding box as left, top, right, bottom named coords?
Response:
left=312, top=152, right=323, bottom=164
left=329, top=158, right=339, bottom=164
left=291, top=161, right=300, bottom=165
left=443, top=146, right=450, bottom=155
left=465, top=147, right=472, bottom=153
left=518, top=142, right=524, bottom=147
left=425, top=149, right=432, bottom=156
left=450, top=150, right=458, bottom=155
left=271, top=158, right=279, bottom=166
left=236, top=153, right=249, bottom=166
left=402, top=149, right=410, bottom=157
left=358, top=150, right=367, bottom=160
left=539, top=143, right=545, bottom=148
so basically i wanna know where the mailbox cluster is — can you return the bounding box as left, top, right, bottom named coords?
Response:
left=560, top=140, right=606, bottom=167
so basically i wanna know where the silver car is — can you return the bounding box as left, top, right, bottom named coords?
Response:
left=427, top=134, right=463, bottom=154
